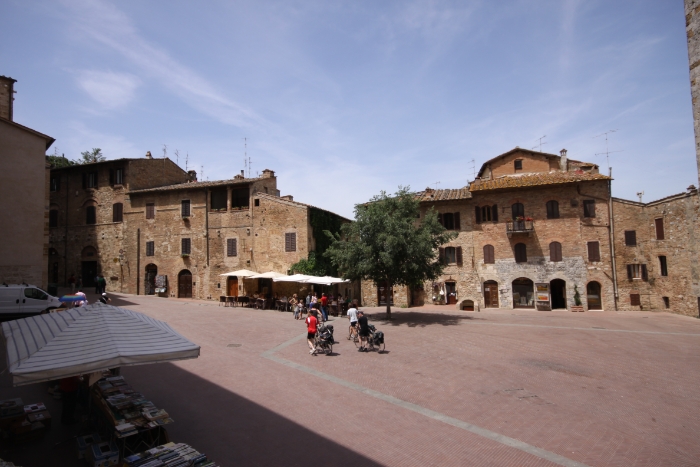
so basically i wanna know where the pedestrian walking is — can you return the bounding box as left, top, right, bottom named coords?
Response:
left=99, top=293, right=110, bottom=304
left=306, top=308, right=318, bottom=355
left=357, top=310, right=370, bottom=352
left=320, top=293, right=329, bottom=321
left=98, top=275, right=107, bottom=294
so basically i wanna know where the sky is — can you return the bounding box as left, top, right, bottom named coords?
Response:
left=1, top=0, right=696, bottom=218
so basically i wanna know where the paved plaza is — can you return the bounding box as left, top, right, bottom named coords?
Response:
left=2, top=292, right=700, bottom=466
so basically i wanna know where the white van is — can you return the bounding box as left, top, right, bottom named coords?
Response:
left=0, top=284, right=63, bottom=319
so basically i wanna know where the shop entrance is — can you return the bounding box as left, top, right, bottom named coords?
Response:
left=227, top=276, right=238, bottom=296
left=445, top=282, right=457, bottom=305
left=587, top=282, right=602, bottom=310
left=81, top=246, right=98, bottom=287
left=178, top=270, right=192, bottom=298
left=512, top=277, right=534, bottom=308
left=145, top=264, right=157, bottom=295
left=378, top=281, right=394, bottom=306
left=483, top=281, right=499, bottom=308
left=550, top=279, right=567, bottom=309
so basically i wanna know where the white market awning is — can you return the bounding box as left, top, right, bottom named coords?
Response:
left=2, top=303, right=200, bottom=387
left=219, top=269, right=258, bottom=277
left=248, top=271, right=287, bottom=279
left=300, top=276, right=351, bottom=286
left=272, top=274, right=316, bottom=283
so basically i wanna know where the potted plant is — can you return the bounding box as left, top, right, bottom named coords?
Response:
left=181, top=253, right=190, bottom=259
left=571, top=285, right=584, bottom=312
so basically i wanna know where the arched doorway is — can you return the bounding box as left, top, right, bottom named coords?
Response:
left=512, top=277, right=534, bottom=308
left=81, top=246, right=98, bottom=288
left=483, top=281, right=499, bottom=308
left=460, top=300, right=474, bottom=311
left=445, top=281, right=457, bottom=305
left=550, top=279, right=567, bottom=309
left=587, top=281, right=602, bottom=310
left=227, top=276, right=238, bottom=297
left=178, top=270, right=193, bottom=298
left=145, top=264, right=157, bottom=295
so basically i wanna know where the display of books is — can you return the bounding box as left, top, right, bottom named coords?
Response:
left=123, top=442, right=219, bottom=467
left=142, top=409, right=169, bottom=421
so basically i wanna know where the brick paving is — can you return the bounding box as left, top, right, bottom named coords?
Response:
left=1, top=292, right=699, bottom=466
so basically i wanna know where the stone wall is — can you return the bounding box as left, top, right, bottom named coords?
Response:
left=686, top=0, right=700, bottom=186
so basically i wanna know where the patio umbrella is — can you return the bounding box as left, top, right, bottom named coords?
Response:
left=249, top=271, right=286, bottom=279
left=59, top=294, right=85, bottom=302
left=1, top=303, right=200, bottom=386
left=302, top=276, right=350, bottom=285
left=219, top=269, right=258, bottom=277
left=272, top=274, right=316, bottom=282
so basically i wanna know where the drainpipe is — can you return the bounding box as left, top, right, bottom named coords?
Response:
left=136, top=228, right=140, bottom=295
left=608, top=167, right=619, bottom=310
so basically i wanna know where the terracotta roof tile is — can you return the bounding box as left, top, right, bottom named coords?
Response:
left=129, top=176, right=264, bottom=194
left=415, top=187, right=472, bottom=202
left=469, top=171, right=610, bottom=192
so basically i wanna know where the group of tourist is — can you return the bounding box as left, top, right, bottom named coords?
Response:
left=304, top=299, right=372, bottom=355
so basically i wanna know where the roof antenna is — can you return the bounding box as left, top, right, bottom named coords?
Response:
left=468, top=159, right=476, bottom=182
left=174, top=149, right=180, bottom=167
left=532, top=135, right=547, bottom=152
left=594, top=129, right=623, bottom=171
left=433, top=181, right=441, bottom=190
left=162, top=144, right=168, bottom=159
left=201, top=165, right=204, bottom=181
left=185, top=153, right=189, bottom=171
left=637, top=191, right=644, bottom=203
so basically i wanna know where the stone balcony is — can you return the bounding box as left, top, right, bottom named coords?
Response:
left=506, top=220, right=534, bottom=237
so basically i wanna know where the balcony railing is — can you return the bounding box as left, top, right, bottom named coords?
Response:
left=506, top=220, right=534, bottom=237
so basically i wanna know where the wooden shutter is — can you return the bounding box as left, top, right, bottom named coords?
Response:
left=627, top=264, right=633, bottom=280
left=659, top=256, right=668, bottom=276
left=146, top=204, right=155, bottom=219
left=86, top=206, right=96, bottom=225
left=655, top=218, right=665, bottom=240
left=439, top=247, right=445, bottom=264
left=641, top=264, right=648, bottom=281
left=483, top=245, right=494, bottom=264
left=584, top=200, right=595, bottom=218
left=630, top=294, right=640, bottom=306
left=437, top=213, right=443, bottom=226
left=550, top=242, right=562, bottom=262
left=112, top=203, right=123, bottom=222
left=515, top=243, right=527, bottom=263
left=454, top=212, right=460, bottom=230
left=587, top=241, right=600, bottom=262
left=492, top=205, right=498, bottom=222
left=624, top=231, right=636, bottom=246
left=227, top=238, right=237, bottom=257
left=182, top=238, right=191, bottom=254
left=146, top=241, right=154, bottom=256
left=456, top=246, right=463, bottom=266
left=181, top=200, right=190, bottom=217
left=475, top=206, right=481, bottom=224
left=285, top=233, right=296, bottom=252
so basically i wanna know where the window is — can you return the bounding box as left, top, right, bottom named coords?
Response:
left=662, top=297, right=670, bottom=309
left=49, top=210, right=58, bottom=228
left=475, top=205, right=497, bottom=223
left=483, top=245, right=495, bottom=264
left=254, top=199, right=260, bottom=207
left=546, top=200, right=559, bottom=219
left=626, top=264, right=648, bottom=281
left=587, top=241, right=600, bottom=262
left=146, top=203, right=155, bottom=219
left=439, top=246, right=463, bottom=265
left=24, top=288, right=48, bottom=300
left=583, top=200, right=595, bottom=218
left=655, top=218, right=665, bottom=240
left=514, top=243, right=527, bottom=263
left=181, top=200, right=191, bottom=217
left=146, top=241, right=155, bottom=256
left=285, top=233, right=297, bottom=252
left=624, top=231, right=636, bottom=246
left=112, top=203, right=123, bottom=223
left=109, top=168, right=124, bottom=185
left=227, top=238, right=237, bottom=257
left=439, top=212, right=460, bottom=230
left=514, top=159, right=523, bottom=170
left=549, top=242, right=562, bottom=262
left=231, top=187, right=249, bottom=209
left=181, top=238, right=191, bottom=255
left=511, top=203, right=524, bottom=220
left=86, top=206, right=96, bottom=225
left=630, top=294, right=641, bottom=306
left=50, top=176, right=60, bottom=192
left=659, top=256, right=668, bottom=276
left=83, top=172, right=98, bottom=189
left=210, top=189, right=227, bottom=211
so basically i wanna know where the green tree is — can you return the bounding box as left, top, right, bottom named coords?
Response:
left=45, top=154, right=77, bottom=168
left=80, top=148, right=106, bottom=164
left=290, top=251, right=325, bottom=276
left=324, top=186, right=457, bottom=318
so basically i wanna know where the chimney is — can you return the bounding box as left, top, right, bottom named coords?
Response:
left=145, top=151, right=153, bottom=159
left=241, top=170, right=245, bottom=177
left=187, top=170, right=197, bottom=182
left=0, top=75, right=17, bottom=121
left=560, top=149, right=568, bottom=172
left=281, top=195, right=293, bottom=201
left=262, top=169, right=275, bottom=179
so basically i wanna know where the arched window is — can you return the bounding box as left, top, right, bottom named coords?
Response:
left=112, top=203, right=123, bottom=223
left=512, top=203, right=524, bottom=220
left=475, top=205, right=498, bottom=223
left=483, top=244, right=495, bottom=264
left=86, top=205, right=96, bottom=225
left=514, top=243, right=527, bottom=263
left=549, top=241, right=562, bottom=262
left=546, top=200, right=559, bottom=219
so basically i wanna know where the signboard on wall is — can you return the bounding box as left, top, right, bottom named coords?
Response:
left=535, top=282, right=551, bottom=311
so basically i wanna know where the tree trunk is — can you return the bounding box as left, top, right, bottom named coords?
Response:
left=385, top=279, right=392, bottom=320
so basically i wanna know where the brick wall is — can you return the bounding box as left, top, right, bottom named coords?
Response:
left=686, top=0, right=700, bottom=186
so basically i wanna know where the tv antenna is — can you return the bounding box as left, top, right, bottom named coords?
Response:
left=243, top=137, right=252, bottom=178
left=162, top=144, right=168, bottom=159
left=532, top=135, right=547, bottom=152
left=174, top=149, right=180, bottom=167
left=594, top=129, right=623, bottom=170
left=433, top=181, right=441, bottom=190
left=468, top=159, right=476, bottom=181
left=185, top=153, right=189, bottom=171
left=636, top=191, right=644, bottom=203
left=201, top=165, right=204, bottom=181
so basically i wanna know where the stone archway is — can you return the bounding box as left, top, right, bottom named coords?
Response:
left=483, top=281, right=499, bottom=308
left=587, top=281, right=602, bottom=310
left=512, top=277, right=534, bottom=308
left=178, top=269, right=193, bottom=298
left=550, top=279, right=567, bottom=309
left=145, top=264, right=157, bottom=295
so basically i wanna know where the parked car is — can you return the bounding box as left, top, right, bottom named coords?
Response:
left=0, top=284, right=63, bottom=320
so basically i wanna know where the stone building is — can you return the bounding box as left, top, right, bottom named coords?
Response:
left=685, top=0, right=700, bottom=185
left=0, top=76, right=55, bottom=288
left=49, top=158, right=349, bottom=300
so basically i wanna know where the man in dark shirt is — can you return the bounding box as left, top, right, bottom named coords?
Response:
left=357, top=310, right=370, bottom=352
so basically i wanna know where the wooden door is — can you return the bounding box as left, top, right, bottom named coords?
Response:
left=483, top=281, right=498, bottom=308
left=178, top=271, right=192, bottom=298
left=378, top=282, right=394, bottom=306
left=227, top=277, right=238, bottom=296
left=446, top=282, right=457, bottom=305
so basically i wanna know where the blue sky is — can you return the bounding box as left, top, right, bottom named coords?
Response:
left=2, top=0, right=695, bottom=218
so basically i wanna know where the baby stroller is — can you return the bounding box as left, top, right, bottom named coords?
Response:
left=314, top=324, right=334, bottom=355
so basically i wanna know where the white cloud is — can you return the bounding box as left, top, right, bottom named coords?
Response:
left=76, top=70, right=140, bottom=110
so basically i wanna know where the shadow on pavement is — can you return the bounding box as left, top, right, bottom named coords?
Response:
left=372, top=310, right=483, bottom=327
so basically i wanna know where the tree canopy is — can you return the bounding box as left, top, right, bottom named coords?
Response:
left=324, top=186, right=457, bottom=318
left=80, top=148, right=106, bottom=164
left=45, top=154, right=77, bottom=168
